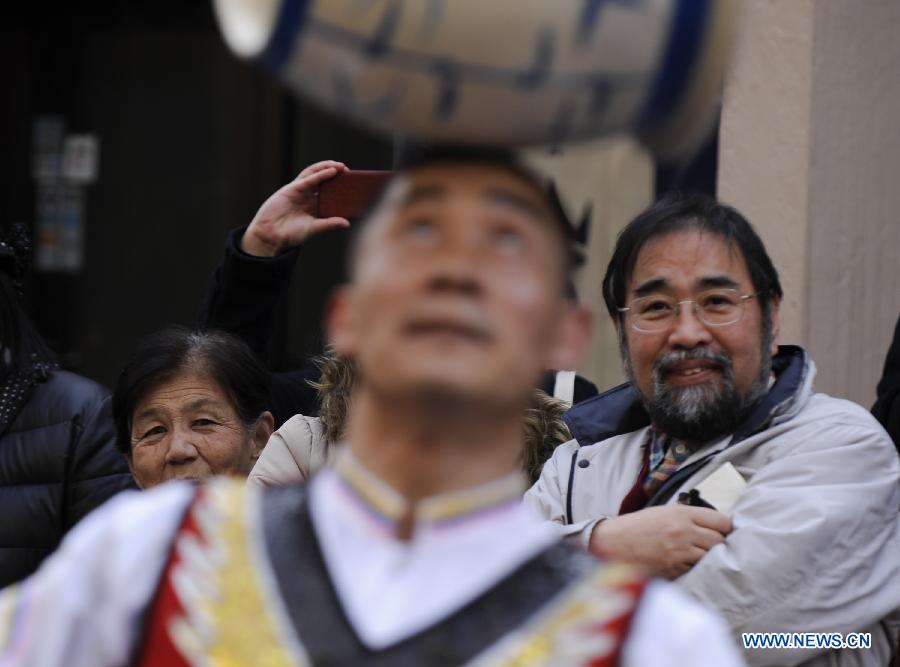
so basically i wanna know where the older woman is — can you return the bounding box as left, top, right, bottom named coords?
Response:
left=112, top=327, right=274, bottom=488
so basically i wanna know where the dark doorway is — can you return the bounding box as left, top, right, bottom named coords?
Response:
left=2, top=0, right=391, bottom=388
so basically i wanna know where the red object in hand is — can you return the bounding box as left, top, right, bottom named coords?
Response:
left=317, top=170, right=392, bottom=221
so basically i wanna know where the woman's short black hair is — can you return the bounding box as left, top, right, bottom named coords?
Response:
left=112, top=326, right=271, bottom=456
left=602, top=192, right=783, bottom=321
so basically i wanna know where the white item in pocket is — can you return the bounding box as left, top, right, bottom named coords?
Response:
left=694, top=462, right=747, bottom=514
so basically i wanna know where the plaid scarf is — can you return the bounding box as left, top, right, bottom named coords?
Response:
left=643, top=428, right=693, bottom=497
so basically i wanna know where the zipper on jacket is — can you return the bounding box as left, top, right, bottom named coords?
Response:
left=565, top=451, right=578, bottom=524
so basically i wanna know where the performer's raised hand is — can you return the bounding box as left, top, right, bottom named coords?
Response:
left=241, top=160, right=350, bottom=257
left=588, top=505, right=732, bottom=580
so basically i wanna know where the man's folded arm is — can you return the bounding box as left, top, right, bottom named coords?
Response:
left=676, top=420, right=900, bottom=665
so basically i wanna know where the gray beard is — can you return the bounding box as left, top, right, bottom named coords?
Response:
left=622, top=326, right=774, bottom=444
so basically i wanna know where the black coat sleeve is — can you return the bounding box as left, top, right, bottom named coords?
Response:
left=872, top=314, right=900, bottom=455
left=199, top=226, right=302, bottom=360
left=198, top=227, right=321, bottom=426
left=63, top=394, right=136, bottom=531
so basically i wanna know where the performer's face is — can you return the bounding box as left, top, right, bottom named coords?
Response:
left=328, top=162, right=589, bottom=412
left=126, top=371, right=271, bottom=488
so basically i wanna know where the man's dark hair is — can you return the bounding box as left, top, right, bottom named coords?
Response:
left=602, top=192, right=783, bottom=321
left=112, top=327, right=271, bottom=456
left=347, top=145, right=583, bottom=282
left=0, top=272, right=57, bottom=377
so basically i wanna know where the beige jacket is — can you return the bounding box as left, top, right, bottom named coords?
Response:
left=247, top=415, right=334, bottom=487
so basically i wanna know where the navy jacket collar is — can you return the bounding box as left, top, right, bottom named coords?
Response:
left=564, top=345, right=808, bottom=447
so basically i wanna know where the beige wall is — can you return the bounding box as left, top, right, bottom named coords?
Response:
left=525, top=138, right=654, bottom=391
left=719, top=0, right=900, bottom=406
left=718, top=0, right=814, bottom=347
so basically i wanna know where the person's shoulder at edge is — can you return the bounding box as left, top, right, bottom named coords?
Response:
left=15, top=369, right=108, bottom=424
left=773, top=389, right=898, bottom=460
left=248, top=414, right=328, bottom=488
left=16, top=481, right=194, bottom=586
left=804, top=389, right=894, bottom=429
left=534, top=429, right=644, bottom=474
left=0, top=482, right=195, bottom=666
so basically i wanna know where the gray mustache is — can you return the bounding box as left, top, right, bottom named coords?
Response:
left=652, top=348, right=733, bottom=379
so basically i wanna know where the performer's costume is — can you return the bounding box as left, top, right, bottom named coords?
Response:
left=0, top=453, right=743, bottom=666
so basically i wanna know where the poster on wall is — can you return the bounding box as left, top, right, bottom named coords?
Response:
left=31, top=116, right=98, bottom=273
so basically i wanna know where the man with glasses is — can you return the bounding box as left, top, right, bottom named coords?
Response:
left=527, top=193, right=900, bottom=666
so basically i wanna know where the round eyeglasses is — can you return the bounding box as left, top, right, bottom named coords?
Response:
left=618, top=289, right=761, bottom=333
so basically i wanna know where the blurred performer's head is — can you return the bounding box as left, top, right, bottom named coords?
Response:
left=113, top=327, right=274, bottom=488
left=327, top=147, right=591, bottom=424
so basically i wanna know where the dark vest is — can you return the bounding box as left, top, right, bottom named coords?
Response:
left=134, top=481, right=647, bottom=666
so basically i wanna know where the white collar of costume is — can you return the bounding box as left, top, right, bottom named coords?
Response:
left=309, top=449, right=558, bottom=649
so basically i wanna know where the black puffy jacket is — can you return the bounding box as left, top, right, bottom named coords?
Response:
left=0, top=370, right=136, bottom=587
